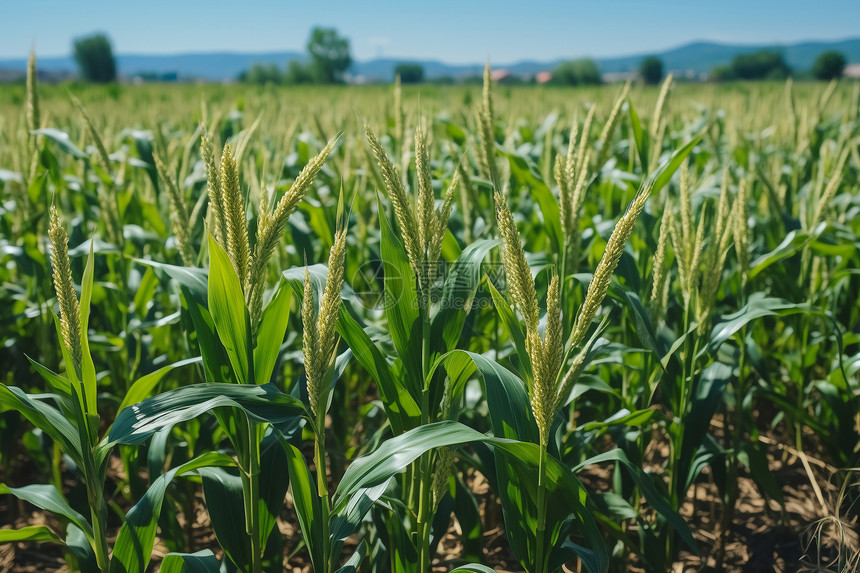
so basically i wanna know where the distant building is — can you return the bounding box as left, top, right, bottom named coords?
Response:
left=536, top=71, right=552, bottom=84
left=0, top=69, right=75, bottom=83
left=491, top=69, right=512, bottom=82
left=844, top=63, right=860, bottom=79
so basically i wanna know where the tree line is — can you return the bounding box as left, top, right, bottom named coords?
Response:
left=711, top=49, right=847, bottom=81
left=67, top=31, right=853, bottom=85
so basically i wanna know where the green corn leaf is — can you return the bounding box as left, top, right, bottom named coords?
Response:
left=334, top=298, right=421, bottom=435
left=486, top=279, right=533, bottom=383
left=257, top=433, right=290, bottom=552
left=451, top=477, right=483, bottom=561
left=627, top=97, right=649, bottom=172
left=66, top=523, right=98, bottom=573
left=333, top=539, right=367, bottom=573
left=137, top=259, right=236, bottom=384
left=332, top=421, right=607, bottom=573
left=253, top=278, right=291, bottom=384
left=0, top=525, right=62, bottom=544
left=78, top=241, right=98, bottom=419
left=284, top=442, right=325, bottom=572
left=434, top=349, right=537, bottom=443
left=26, top=355, right=72, bottom=395
left=749, top=230, right=809, bottom=278
left=708, top=292, right=814, bottom=352
left=207, top=233, right=252, bottom=383
left=132, top=266, right=159, bottom=317
left=0, top=483, right=93, bottom=545
left=109, top=383, right=307, bottom=445
left=378, top=202, right=423, bottom=401
left=450, top=565, right=498, bottom=573
left=0, top=386, right=84, bottom=468
left=329, top=479, right=389, bottom=559
left=504, top=150, right=563, bottom=254
left=581, top=408, right=667, bottom=431
left=160, top=550, right=221, bottom=573
left=110, top=452, right=235, bottom=573
left=431, top=239, right=499, bottom=352
left=679, top=361, right=733, bottom=493
left=606, top=282, right=665, bottom=365
left=649, top=132, right=703, bottom=193
left=31, top=128, right=88, bottom=159
left=575, top=448, right=697, bottom=553
left=117, top=356, right=202, bottom=413
left=199, top=467, right=250, bottom=570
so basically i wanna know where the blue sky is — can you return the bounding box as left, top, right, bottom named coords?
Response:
left=4, top=0, right=860, bottom=62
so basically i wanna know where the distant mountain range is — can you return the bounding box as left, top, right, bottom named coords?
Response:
left=1, top=37, right=858, bottom=81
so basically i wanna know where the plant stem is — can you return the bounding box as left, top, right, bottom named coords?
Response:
left=315, top=420, right=331, bottom=573
left=667, top=301, right=698, bottom=563
left=244, top=420, right=262, bottom=573
left=89, top=497, right=110, bottom=573
left=416, top=304, right=433, bottom=573
left=720, top=327, right=746, bottom=548
left=535, top=443, right=549, bottom=573
left=416, top=463, right=432, bottom=573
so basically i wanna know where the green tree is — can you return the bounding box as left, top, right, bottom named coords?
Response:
left=239, top=63, right=283, bottom=85
left=550, top=58, right=602, bottom=86
left=725, top=50, right=790, bottom=80
left=73, top=33, right=117, bottom=83
left=284, top=60, right=314, bottom=85
left=813, top=50, right=847, bottom=81
left=641, top=56, right=664, bottom=85
left=395, top=63, right=424, bottom=84
left=307, top=27, right=351, bottom=84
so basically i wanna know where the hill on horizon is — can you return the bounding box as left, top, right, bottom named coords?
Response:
left=1, top=37, right=858, bottom=81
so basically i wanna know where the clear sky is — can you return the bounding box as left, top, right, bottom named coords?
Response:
left=3, top=0, right=859, bottom=62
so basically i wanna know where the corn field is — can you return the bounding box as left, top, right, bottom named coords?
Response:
left=0, top=59, right=859, bottom=573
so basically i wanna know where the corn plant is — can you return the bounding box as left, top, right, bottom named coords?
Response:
left=0, top=208, right=199, bottom=572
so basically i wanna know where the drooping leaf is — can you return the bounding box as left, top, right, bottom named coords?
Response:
left=0, top=484, right=93, bottom=544
left=110, top=452, right=235, bottom=573
left=708, top=293, right=812, bottom=352
left=160, top=550, right=221, bottom=573
left=0, top=387, right=83, bottom=467
left=0, top=525, right=62, bottom=544
left=749, top=230, right=809, bottom=278
left=109, top=383, right=307, bottom=445
left=576, top=449, right=697, bottom=552
left=32, top=128, right=88, bottom=159
left=332, top=421, right=607, bottom=573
